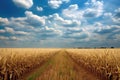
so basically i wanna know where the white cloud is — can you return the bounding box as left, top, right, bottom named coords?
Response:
left=4, top=27, right=29, bottom=35
left=10, top=17, right=27, bottom=22
left=115, top=8, right=120, bottom=12
left=0, top=36, right=9, bottom=40
left=0, top=12, right=62, bottom=41
left=62, top=0, right=104, bottom=20
left=84, top=0, right=104, bottom=17
left=48, top=0, right=69, bottom=9
left=12, top=0, right=33, bottom=9
left=104, top=12, right=112, bottom=17
left=0, top=17, right=9, bottom=25
left=62, top=20, right=81, bottom=27
left=48, top=13, right=81, bottom=27
left=94, top=22, right=103, bottom=27
left=48, top=0, right=62, bottom=9
left=0, top=30, right=5, bottom=33
left=62, top=0, right=104, bottom=28
left=112, top=8, right=120, bottom=24
left=25, top=11, right=46, bottom=26
left=5, top=27, right=14, bottom=34
left=33, top=26, right=62, bottom=40
left=65, top=32, right=88, bottom=39
left=44, top=26, right=61, bottom=34
left=0, top=0, right=120, bottom=47
left=91, top=0, right=96, bottom=3
left=9, top=17, right=28, bottom=28
left=112, top=17, right=120, bottom=24
left=103, top=8, right=120, bottom=24
left=10, top=36, right=18, bottom=40
left=15, top=31, right=29, bottom=35
left=36, top=6, right=43, bottom=11
left=114, top=34, right=120, bottom=40
left=0, top=17, right=8, bottom=23
left=62, top=0, right=69, bottom=3
left=51, top=13, right=64, bottom=21
left=68, top=4, right=78, bottom=10
left=62, top=4, right=84, bottom=19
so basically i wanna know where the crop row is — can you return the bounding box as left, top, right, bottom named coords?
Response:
left=0, top=48, right=59, bottom=80
left=66, top=49, right=120, bottom=80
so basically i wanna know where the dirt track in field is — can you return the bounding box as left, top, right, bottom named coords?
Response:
left=26, top=50, right=100, bottom=80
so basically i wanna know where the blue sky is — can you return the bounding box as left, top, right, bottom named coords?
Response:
left=0, top=0, right=120, bottom=48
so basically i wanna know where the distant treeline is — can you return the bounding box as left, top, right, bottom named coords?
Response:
left=74, top=47, right=115, bottom=49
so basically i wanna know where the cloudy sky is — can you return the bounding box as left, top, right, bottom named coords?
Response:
left=0, top=0, right=120, bottom=48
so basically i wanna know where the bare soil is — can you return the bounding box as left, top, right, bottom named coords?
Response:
left=26, top=50, right=101, bottom=80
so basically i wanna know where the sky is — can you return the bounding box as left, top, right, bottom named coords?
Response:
left=0, top=0, right=120, bottom=48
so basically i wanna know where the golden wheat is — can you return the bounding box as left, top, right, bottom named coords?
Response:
left=66, top=49, right=120, bottom=80
left=0, top=48, right=59, bottom=80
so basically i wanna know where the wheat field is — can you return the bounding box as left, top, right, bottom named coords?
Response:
left=0, top=48, right=60, bottom=80
left=66, top=49, right=120, bottom=80
left=0, top=48, right=120, bottom=80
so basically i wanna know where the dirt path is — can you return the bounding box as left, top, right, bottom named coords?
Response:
left=32, top=50, right=100, bottom=80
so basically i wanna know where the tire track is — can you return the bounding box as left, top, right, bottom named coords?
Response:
left=35, top=50, right=100, bottom=80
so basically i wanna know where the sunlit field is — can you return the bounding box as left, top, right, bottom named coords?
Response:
left=66, top=49, right=120, bottom=80
left=0, top=48, right=60, bottom=80
left=0, top=48, right=120, bottom=80
left=0, top=0, right=120, bottom=80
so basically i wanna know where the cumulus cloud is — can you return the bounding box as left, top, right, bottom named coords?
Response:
left=94, top=22, right=103, bottom=27
left=0, top=17, right=31, bottom=41
left=112, top=18, right=120, bottom=24
left=62, top=4, right=83, bottom=19
left=12, top=0, right=33, bottom=9
left=66, top=28, right=82, bottom=33
left=0, top=30, right=5, bottom=33
left=4, top=27, right=29, bottom=35
left=62, top=0, right=69, bottom=3
left=36, top=6, right=43, bottom=11
left=62, top=0, right=104, bottom=19
left=62, top=20, right=81, bottom=27
left=48, top=13, right=81, bottom=27
left=0, top=17, right=9, bottom=25
left=61, top=28, right=81, bottom=40
left=48, top=0, right=69, bottom=9
left=104, top=12, right=112, bottom=17
left=48, top=0, right=62, bottom=9
left=0, top=17, right=8, bottom=23
left=103, top=8, right=120, bottom=25
left=34, top=26, right=62, bottom=40
left=5, top=27, right=14, bottom=34
left=83, top=9, right=96, bottom=17
left=15, top=31, right=29, bottom=35
left=84, top=0, right=104, bottom=17
left=61, top=26, right=90, bottom=41
left=112, top=8, right=120, bottom=24
left=114, top=34, right=120, bottom=40
left=0, top=36, right=9, bottom=40
left=0, top=0, right=120, bottom=47
left=92, top=24, right=120, bottom=42
left=115, top=8, right=120, bottom=13
left=10, top=36, right=18, bottom=40
left=68, top=4, right=78, bottom=10
left=0, top=11, right=63, bottom=41
left=25, top=11, right=46, bottom=26
left=0, top=0, right=119, bottom=47
left=63, top=32, right=88, bottom=40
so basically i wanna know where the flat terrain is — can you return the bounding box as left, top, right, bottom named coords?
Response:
left=26, top=50, right=100, bottom=80
left=2, top=49, right=119, bottom=80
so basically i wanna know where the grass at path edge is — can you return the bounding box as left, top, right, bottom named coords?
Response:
left=27, top=58, right=53, bottom=80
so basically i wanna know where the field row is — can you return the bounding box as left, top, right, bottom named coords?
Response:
left=66, top=49, right=120, bottom=80
left=0, top=48, right=120, bottom=80
left=0, top=48, right=60, bottom=80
